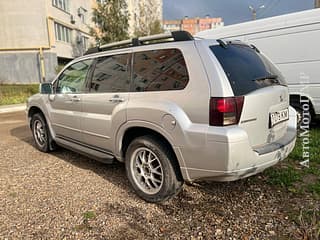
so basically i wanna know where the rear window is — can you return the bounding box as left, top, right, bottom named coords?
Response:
left=132, top=49, right=189, bottom=92
left=210, top=43, right=286, bottom=96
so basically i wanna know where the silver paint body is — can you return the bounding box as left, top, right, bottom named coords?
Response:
left=27, top=39, right=297, bottom=182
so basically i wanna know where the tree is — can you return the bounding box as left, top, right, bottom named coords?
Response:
left=91, top=0, right=129, bottom=44
left=149, top=20, right=163, bottom=35
left=134, top=0, right=163, bottom=37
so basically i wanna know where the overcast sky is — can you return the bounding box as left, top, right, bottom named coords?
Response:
left=163, top=0, right=315, bottom=25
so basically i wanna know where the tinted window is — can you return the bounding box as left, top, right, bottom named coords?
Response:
left=210, top=44, right=286, bottom=96
left=132, top=49, right=189, bottom=92
left=90, top=54, right=130, bottom=93
left=56, top=59, right=93, bottom=94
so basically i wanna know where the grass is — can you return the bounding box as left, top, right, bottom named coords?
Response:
left=75, top=211, right=97, bottom=231
left=293, top=209, right=320, bottom=239
left=290, top=126, right=320, bottom=164
left=262, top=127, right=320, bottom=239
left=0, top=84, right=39, bottom=106
left=264, top=165, right=302, bottom=187
left=263, top=127, right=320, bottom=197
left=83, top=211, right=96, bottom=221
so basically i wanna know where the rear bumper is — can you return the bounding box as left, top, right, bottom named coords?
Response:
left=253, top=127, right=296, bottom=155
left=177, top=107, right=297, bottom=182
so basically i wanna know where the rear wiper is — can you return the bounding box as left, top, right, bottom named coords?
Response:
left=253, top=75, right=279, bottom=83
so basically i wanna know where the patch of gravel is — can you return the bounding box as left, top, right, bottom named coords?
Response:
left=0, top=121, right=318, bottom=239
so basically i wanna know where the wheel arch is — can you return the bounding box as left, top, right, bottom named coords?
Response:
left=28, top=105, right=55, bottom=139
left=28, top=105, right=57, bottom=151
left=28, top=106, right=45, bottom=128
left=117, top=124, right=185, bottom=181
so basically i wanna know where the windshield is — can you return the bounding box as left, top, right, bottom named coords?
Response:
left=210, top=43, right=286, bottom=96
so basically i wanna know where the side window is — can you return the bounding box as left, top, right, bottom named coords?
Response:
left=56, top=59, right=93, bottom=94
left=90, top=54, right=130, bottom=93
left=132, top=49, right=189, bottom=92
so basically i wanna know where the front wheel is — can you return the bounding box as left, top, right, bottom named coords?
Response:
left=125, top=135, right=183, bottom=203
left=31, top=113, right=55, bottom=152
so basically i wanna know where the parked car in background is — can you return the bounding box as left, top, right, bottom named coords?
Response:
left=27, top=31, right=296, bottom=202
left=197, top=8, right=320, bottom=126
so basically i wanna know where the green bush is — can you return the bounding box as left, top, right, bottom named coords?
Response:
left=0, top=84, right=39, bottom=105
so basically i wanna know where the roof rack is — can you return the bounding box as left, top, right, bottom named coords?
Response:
left=84, top=31, right=193, bottom=55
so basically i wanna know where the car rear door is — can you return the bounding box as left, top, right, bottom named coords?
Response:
left=210, top=42, right=291, bottom=148
left=80, top=52, right=131, bottom=152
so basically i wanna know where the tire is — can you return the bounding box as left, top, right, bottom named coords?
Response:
left=31, top=113, right=56, bottom=152
left=125, top=135, right=183, bottom=203
left=291, top=103, right=311, bottom=129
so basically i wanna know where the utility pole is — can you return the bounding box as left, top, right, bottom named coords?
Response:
left=316, top=0, right=320, bottom=8
left=249, top=5, right=265, bottom=20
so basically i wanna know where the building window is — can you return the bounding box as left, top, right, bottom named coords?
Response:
left=82, top=36, right=89, bottom=50
left=52, top=0, right=69, bottom=12
left=54, top=23, right=72, bottom=43
left=78, top=7, right=87, bottom=24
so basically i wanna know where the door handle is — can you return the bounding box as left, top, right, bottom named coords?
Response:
left=71, top=95, right=81, bottom=102
left=48, top=94, right=55, bottom=102
left=109, top=95, right=124, bottom=103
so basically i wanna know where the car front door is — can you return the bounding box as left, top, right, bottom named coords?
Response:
left=49, top=59, right=93, bottom=142
left=80, top=52, right=131, bottom=152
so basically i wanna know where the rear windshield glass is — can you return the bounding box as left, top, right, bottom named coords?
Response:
left=210, top=43, right=286, bottom=96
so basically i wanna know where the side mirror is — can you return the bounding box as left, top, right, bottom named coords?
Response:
left=40, top=82, right=53, bottom=94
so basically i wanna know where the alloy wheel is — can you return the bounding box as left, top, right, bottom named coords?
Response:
left=130, top=147, right=164, bottom=195
left=33, top=119, right=47, bottom=147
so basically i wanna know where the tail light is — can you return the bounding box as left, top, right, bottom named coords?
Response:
left=209, top=96, right=244, bottom=126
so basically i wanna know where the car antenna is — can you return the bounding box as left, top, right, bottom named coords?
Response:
left=250, top=44, right=260, bottom=53
left=217, top=39, right=228, bottom=49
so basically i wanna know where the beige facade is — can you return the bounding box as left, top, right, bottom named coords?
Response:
left=49, top=0, right=96, bottom=59
left=0, top=0, right=95, bottom=83
left=0, top=0, right=95, bottom=60
left=0, top=1, right=48, bottom=49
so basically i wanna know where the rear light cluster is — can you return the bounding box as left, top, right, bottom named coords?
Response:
left=209, top=96, right=244, bottom=126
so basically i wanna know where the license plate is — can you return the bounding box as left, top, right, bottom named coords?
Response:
left=270, top=108, right=289, bottom=128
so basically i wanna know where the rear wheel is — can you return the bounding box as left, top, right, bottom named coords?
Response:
left=291, top=102, right=311, bottom=129
left=125, top=135, right=183, bottom=203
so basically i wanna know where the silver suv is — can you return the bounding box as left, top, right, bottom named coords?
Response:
left=27, top=31, right=297, bottom=202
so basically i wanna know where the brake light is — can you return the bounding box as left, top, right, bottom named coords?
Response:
left=209, top=96, right=244, bottom=126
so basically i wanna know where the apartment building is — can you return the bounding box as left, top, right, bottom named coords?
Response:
left=163, top=20, right=182, bottom=32
left=0, top=0, right=95, bottom=84
left=0, top=0, right=163, bottom=84
left=163, top=16, right=224, bottom=35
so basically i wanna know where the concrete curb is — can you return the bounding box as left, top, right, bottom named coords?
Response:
left=0, top=104, right=26, bottom=114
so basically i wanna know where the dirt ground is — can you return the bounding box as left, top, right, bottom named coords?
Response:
left=0, top=111, right=318, bottom=239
